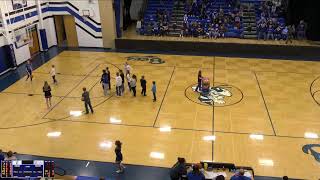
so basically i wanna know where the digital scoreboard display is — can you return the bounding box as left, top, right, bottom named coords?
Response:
left=1, top=160, right=54, bottom=178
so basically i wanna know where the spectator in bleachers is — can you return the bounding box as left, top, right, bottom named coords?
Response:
left=136, top=19, right=142, bottom=34
left=285, top=25, right=294, bottom=44
left=230, top=169, right=250, bottom=180
left=187, top=164, right=205, bottom=180
left=281, top=25, right=289, bottom=41
left=266, top=24, right=274, bottom=40
left=169, top=157, right=187, bottom=180
left=219, top=23, right=227, bottom=38
left=274, top=23, right=283, bottom=40
left=258, top=21, right=267, bottom=40
left=297, top=20, right=307, bottom=40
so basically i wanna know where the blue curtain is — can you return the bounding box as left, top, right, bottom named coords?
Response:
left=115, top=0, right=122, bottom=38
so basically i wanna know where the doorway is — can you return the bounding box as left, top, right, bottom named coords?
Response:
left=54, top=15, right=78, bottom=47
left=28, top=26, right=40, bottom=56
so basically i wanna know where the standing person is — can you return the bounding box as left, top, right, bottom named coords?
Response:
left=50, top=65, right=57, bottom=84
left=169, top=157, right=187, bottom=180
left=115, top=72, right=122, bottom=97
left=106, top=67, right=111, bottom=90
left=152, top=81, right=157, bottom=102
left=100, top=70, right=109, bottom=96
left=286, top=25, right=293, bottom=44
left=25, top=60, right=33, bottom=81
left=124, top=62, right=132, bottom=75
left=195, top=70, right=202, bottom=92
left=140, top=75, right=147, bottom=96
left=115, top=140, right=125, bottom=173
left=81, top=87, right=94, bottom=114
left=43, top=81, right=52, bottom=109
left=119, top=70, right=125, bottom=94
left=130, top=75, right=137, bottom=97
left=126, top=72, right=132, bottom=92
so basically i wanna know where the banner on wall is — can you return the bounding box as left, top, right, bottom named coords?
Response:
left=12, top=0, right=27, bottom=10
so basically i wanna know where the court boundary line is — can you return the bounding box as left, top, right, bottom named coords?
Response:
left=4, top=116, right=310, bottom=139
left=152, top=66, right=176, bottom=127
left=212, top=56, right=215, bottom=161
left=253, top=71, right=277, bottom=136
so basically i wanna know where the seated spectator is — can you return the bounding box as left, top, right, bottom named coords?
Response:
left=5, top=151, right=17, bottom=160
left=187, top=164, right=205, bottom=180
left=0, top=149, right=5, bottom=162
left=216, top=175, right=226, bottom=180
left=230, top=169, right=251, bottom=180
left=283, top=176, right=289, bottom=180
left=169, top=157, right=187, bottom=180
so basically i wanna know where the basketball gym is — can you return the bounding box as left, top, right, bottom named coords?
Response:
left=0, top=0, right=319, bottom=180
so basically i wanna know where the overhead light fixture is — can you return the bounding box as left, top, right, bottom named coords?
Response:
left=259, top=159, right=274, bottom=166
left=159, top=126, right=171, bottom=132
left=304, top=132, right=319, bottom=139
left=70, top=110, right=82, bottom=117
left=99, top=141, right=112, bottom=149
left=249, top=134, right=264, bottom=140
left=202, top=135, right=216, bottom=141
left=150, top=152, right=165, bottom=159
left=47, top=131, right=61, bottom=138
left=109, top=117, right=122, bottom=124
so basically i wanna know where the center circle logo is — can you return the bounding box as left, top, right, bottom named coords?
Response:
left=185, top=81, right=243, bottom=107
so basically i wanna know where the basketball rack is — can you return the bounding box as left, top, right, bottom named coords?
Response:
left=80, top=9, right=93, bottom=22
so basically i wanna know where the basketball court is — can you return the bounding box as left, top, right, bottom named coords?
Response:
left=0, top=51, right=319, bottom=179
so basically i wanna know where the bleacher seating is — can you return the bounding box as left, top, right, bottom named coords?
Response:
left=140, top=0, right=174, bottom=35
left=139, top=0, right=292, bottom=41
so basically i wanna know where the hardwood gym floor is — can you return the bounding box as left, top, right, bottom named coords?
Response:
left=0, top=51, right=319, bottom=179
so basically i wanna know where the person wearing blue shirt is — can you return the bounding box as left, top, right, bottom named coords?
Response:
left=100, top=70, right=109, bottom=96
left=151, top=81, right=157, bottom=102
left=187, top=164, right=205, bottom=180
left=230, top=169, right=251, bottom=180
left=25, top=60, right=33, bottom=82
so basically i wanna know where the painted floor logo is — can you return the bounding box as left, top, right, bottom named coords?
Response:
left=192, top=86, right=231, bottom=105
left=185, top=83, right=243, bottom=107
left=302, top=144, right=320, bottom=163
left=127, top=56, right=165, bottom=64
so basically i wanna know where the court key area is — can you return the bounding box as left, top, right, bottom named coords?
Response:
left=0, top=51, right=319, bottom=179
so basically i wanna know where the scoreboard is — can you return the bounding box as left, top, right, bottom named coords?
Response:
left=1, top=160, right=54, bottom=178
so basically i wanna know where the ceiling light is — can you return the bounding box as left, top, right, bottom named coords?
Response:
left=47, top=131, right=61, bottom=138
left=159, top=126, right=171, bottom=132
left=203, top=135, right=216, bottom=141
left=110, top=117, right=122, bottom=124
left=70, top=110, right=82, bottom=117
left=259, top=159, right=274, bottom=166
left=150, top=152, right=165, bottom=159
left=304, top=132, right=319, bottom=139
left=99, top=141, right=112, bottom=149
left=249, top=134, right=264, bottom=140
